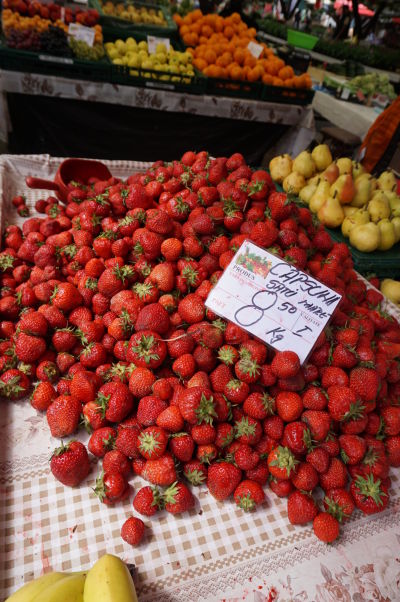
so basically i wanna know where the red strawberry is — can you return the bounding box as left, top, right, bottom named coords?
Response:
left=143, top=454, right=177, bottom=486
left=129, top=367, right=156, bottom=398
left=51, top=282, right=82, bottom=311
left=15, top=332, right=46, bottom=363
left=350, top=474, right=389, bottom=515
left=178, top=387, right=216, bottom=425
left=313, top=512, right=340, bottom=543
left=327, top=386, right=363, bottom=422
left=103, top=449, right=131, bottom=477
left=380, top=406, right=400, bottom=436
left=271, top=350, right=300, bottom=378
left=135, top=303, right=170, bottom=334
left=183, top=459, right=208, bottom=485
left=323, top=488, right=355, bottom=522
left=164, top=481, right=195, bottom=514
left=133, top=485, right=164, bottom=516
left=283, top=421, right=312, bottom=455
left=302, top=386, right=328, bottom=410
left=291, top=462, right=319, bottom=492
left=126, top=330, right=166, bottom=369
left=0, top=368, right=30, bottom=400
left=233, top=479, right=265, bottom=511
left=276, top=391, right=303, bottom=422
left=96, top=382, right=133, bottom=423
left=234, top=444, right=259, bottom=470
left=268, top=446, right=298, bottom=480
left=30, top=381, right=56, bottom=411
left=121, top=517, right=145, bottom=546
left=287, top=490, right=318, bottom=525
left=349, top=365, right=379, bottom=403
left=386, top=435, right=400, bottom=466
left=50, top=440, right=90, bottom=487
left=94, top=470, right=128, bottom=503
left=306, top=447, right=330, bottom=474
left=178, top=293, right=205, bottom=324
left=88, top=426, right=116, bottom=457
left=339, top=434, right=366, bottom=465
left=46, top=394, right=81, bottom=438
left=169, top=432, right=195, bottom=462
left=136, top=395, right=167, bottom=426
left=319, top=457, right=348, bottom=491
left=207, top=461, right=242, bottom=501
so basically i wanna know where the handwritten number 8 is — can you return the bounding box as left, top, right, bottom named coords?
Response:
left=234, top=290, right=277, bottom=327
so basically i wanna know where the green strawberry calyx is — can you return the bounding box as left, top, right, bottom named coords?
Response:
left=270, top=445, right=299, bottom=477
left=195, top=393, right=217, bottom=426
left=355, top=474, right=387, bottom=506
left=236, top=492, right=256, bottom=512
left=139, top=430, right=163, bottom=458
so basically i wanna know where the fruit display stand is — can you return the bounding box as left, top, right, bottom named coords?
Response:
left=2, top=153, right=400, bottom=602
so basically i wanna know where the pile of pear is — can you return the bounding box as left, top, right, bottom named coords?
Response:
left=269, top=145, right=400, bottom=253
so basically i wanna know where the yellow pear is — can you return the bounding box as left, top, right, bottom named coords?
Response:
left=368, top=193, right=390, bottom=222
left=391, top=217, right=400, bottom=242
left=311, top=144, right=333, bottom=172
left=352, top=161, right=366, bottom=179
left=317, top=193, right=345, bottom=228
left=377, top=170, right=397, bottom=192
left=377, top=219, right=396, bottom=251
left=309, top=180, right=331, bottom=213
left=341, top=209, right=369, bottom=237
left=292, top=151, right=316, bottom=179
left=389, top=196, right=400, bottom=217
left=321, top=162, right=340, bottom=185
left=269, top=154, right=292, bottom=183
left=352, top=175, right=372, bottom=207
left=343, top=206, right=358, bottom=217
left=349, top=222, right=380, bottom=252
left=381, top=279, right=400, bottom=304
left=299, top=179, right=319, bottom=205
left=308, top=174, right=321, bottom=186
left=336, top=157, right=353, bottom=175
left=329, top=174, right=355, bottom=204
left=283, top=171, right=306, bottom=194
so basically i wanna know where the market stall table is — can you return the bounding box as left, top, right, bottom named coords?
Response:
left=1, top=154, right=400, bottom=602
left=312, top=89, right=379, bottom=140
left=0, top=70, right=315, bottom=161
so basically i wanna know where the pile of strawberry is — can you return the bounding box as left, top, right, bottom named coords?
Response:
left=1, top=151, right=400, bottom=547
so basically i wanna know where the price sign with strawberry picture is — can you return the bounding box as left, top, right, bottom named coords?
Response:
left=206, top=240, right=342, bottom=363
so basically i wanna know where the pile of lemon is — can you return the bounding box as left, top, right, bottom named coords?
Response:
left=105, top=37, right=195, bottom=81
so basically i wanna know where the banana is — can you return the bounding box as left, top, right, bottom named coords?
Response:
left=5, top=572, right=70, bottom=602
left=33, top=572, right=87, bottom=602
left=83, top=554, right=138, bottom=602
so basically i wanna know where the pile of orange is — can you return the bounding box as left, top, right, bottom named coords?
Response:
left=173, top=10, right=312, bottom=88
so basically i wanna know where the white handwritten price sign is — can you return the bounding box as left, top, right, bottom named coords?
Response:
left=247, top=40, right=263, bottom=59
left=205, top=240, right=342, bottom=364
left=147, top=35, right=170, bottom=54
left=68, top=23, right=95, bottom=47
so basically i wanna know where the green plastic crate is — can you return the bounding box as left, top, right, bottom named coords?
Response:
left=261, top=83, right=314, bottom=105
left=325, top=227, right=400, bottom=279
left=90, top=0, right=177, bottom=38
left=287, top=29, right=319, bottom=50
left=0, top=38, right=111, bottom=82
left=205, top=77, right=262, bottom=100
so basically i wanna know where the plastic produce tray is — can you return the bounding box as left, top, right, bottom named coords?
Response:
left=261, top=83, right=314, bottom=105
left=0, top=38, right=111, bottom=83
left=205, top=76, right=262, bottom=100
left=326, top=226, right=400, bottom=279
left=89, top=0, right=177, bottom=39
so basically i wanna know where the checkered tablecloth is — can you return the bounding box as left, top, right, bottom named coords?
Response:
left=1, top=155, right=400, bottom=602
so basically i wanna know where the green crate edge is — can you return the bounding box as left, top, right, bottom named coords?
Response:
left=89, top=0, right=177, bottom=38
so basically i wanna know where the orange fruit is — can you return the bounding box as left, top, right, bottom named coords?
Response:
left=272, top=76, right=284, bottom=87
left=233, top=48, right=245, bottom=66
left=278, top=65, right=294, bottom=80
left=223, top=25, right=234, bottom=39
left=204, top=48, right=217, bottom=65
left=201, top=24, right=213, bottom=37
left=262, top=73, right=273, bottom=85
left=194, top=57, right=207, bottom=71
left=244, top=53, right=257, bottom=68
left=191, top=9, right=203, bottom=21
left=247, top=65, right=262, bottom=82
left=180, top=24, right=190, bottom=36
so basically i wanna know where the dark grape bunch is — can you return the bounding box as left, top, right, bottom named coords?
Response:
left=6, top=24, right=73, bottom=57
left=39, top=25, right=73, bottom=57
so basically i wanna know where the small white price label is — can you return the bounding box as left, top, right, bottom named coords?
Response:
left=68, top=23, right=95, bottom=47
left=341, top=87, right=350, bottom=100
left=205, top=240, right=342, bottom=364
left=247, top=40, right=263, bottom=59
left=147, top=35, right=170, bottom=54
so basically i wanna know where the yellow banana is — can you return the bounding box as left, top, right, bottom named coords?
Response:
left=5, top=572, right=70, bottom=602
left=83, top=554, right=138, bottom=602
left=33, top=572, right=87, bottom=602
